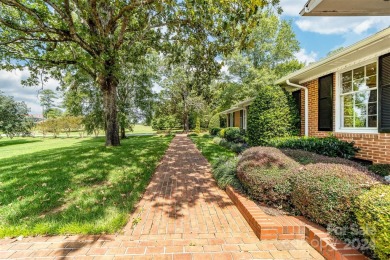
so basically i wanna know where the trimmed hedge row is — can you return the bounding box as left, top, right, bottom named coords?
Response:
left=268, top=135, right=359, bottom=159
left=237, top=147, right=384, bottom=258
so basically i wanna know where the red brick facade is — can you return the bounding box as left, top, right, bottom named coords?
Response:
left=300, top=74, right=390, bottom=164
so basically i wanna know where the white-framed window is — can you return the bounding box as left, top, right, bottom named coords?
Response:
left=339, top=62, right=378, bottom=131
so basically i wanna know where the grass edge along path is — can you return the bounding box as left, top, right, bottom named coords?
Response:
left=0, top=135, right=173, bottom=238
left=189, top=135, right=235, bottom=166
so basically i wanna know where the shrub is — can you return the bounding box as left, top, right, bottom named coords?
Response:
left=247, top=86, right=299, bottom=146
left=208, top=113, right=221, bottom=129
left=194, top=117, right=201, bottom=134
left=224, top=127, right=245, bottom=143
left=218, top=128, right=226, bottom=138
left=212, top=156, right=242, bottom=190
left=268, top=135, right=359, bottom=159
left=368, top=164, right=390, bottom=177
left=203, top=134, right=210, bottom=138
left=237, top=147, right=300, bottom=208
left=290, top=163, right=379, bottom=236
left=187, top=133, right=198, bottom=137
left=354, top=185, right=390, bottom=260
left=209, top=127, right=221, bottom=136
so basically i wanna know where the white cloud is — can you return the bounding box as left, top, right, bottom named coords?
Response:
left=295, top=49, right=318, bottom=64
left=0, top=69, right=61, bottom=114
left=296, top=17, right=390, bottom=35
left=280, top=0, right=307, bottom=17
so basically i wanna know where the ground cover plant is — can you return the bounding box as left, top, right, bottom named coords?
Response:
left=0, top=135, right=172, bottom=237
left=189, top=135, right=241, bottom=190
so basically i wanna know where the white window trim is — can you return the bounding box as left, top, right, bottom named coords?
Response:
left=243, top=109, right=247, bottom=130
left=335, top=58, right=379, bottom=134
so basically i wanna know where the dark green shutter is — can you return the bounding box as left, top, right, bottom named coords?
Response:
left=240, top=110, right=243, bottom=129
left=292, top=90, right=302, bottom=133
left=379, top=53, right=390, bottom=133
left=318, top=74, right=333, bottom=131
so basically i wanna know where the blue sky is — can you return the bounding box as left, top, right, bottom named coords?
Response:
left=1, top=0, right=390, bottom=114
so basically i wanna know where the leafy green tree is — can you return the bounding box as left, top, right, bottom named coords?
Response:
left=0, top=92, right=34, bottom=138
left=45, top=107, right=62, bottom=118
left=39, top=89, right=57, bottom=118
left=247, top=85, right=299, bottom=146
left=210, top=9, right=303, bottom=113
left=0, top=0, right=274, bottom=146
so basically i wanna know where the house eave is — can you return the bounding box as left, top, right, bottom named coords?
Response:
left=275, top=27, right=390, bottom=86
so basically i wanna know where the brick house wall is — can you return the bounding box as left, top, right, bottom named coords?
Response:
left=300, top=74, right=390, bottom=164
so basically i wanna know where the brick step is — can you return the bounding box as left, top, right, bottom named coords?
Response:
left=226, top=186, right=369, bottom=260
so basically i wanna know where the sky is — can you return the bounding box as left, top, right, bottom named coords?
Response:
left=1, top=0, right=390, bottom=114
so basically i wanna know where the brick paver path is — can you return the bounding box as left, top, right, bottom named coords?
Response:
left=0, top=135, right=323, bottom=259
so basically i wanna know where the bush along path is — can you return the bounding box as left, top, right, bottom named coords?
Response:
left=0, top=135, right=324, bottom=259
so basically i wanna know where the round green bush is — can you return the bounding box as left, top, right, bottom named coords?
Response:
left=224, top=127, right=245, bottom=143
left=208, top=113, right=221, bottom=129
left=290, top=163, right=378, bottom=229
left=354, top=185, right=390, bottom=260
left=237, top=147, right=300, bottom=208
left=247, top=86, right=299, bottom=146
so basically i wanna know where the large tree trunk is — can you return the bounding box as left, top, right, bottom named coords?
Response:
left=100, top=75, right=120, bottom=146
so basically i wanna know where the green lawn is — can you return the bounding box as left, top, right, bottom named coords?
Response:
left=189, top=135, right=235, bottom=166
left=130, top=124, right=156, bottom=134
left=0, top=135, right=172, bottom=238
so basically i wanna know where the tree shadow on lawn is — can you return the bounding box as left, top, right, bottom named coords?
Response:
left=0, top=135, right=172, bottom=238
left=0, top=138, right=42, bottom=148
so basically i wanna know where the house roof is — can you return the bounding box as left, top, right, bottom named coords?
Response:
left=220, top=98, right=255, bottom=114
left=275, top=27, right=390, bottom=86
left=300, top=0, right=390, bottom=16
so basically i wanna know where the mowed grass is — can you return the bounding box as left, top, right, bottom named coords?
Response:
left=130, top=124, right=156, bottom=134
left=189, top=135, right=235, bottom=165
left=0, top=135, right=172, bottom=238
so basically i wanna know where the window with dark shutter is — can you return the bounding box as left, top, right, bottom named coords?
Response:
left=379, top=53, right=390, bottom=133
left=240, top=110, right=243, bottom=129
left=318, top=74, right=333, bottom=131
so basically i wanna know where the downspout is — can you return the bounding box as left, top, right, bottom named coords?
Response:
left=286, top=80, right=309, bottom=137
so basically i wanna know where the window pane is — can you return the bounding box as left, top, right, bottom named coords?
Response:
left=368, top=90, right=377, bottom=103
left=355, top=116, right=367, bottom=127
left=366, top=75, right=376, bottom=88
left=368, top=116, right=377, bottom=127
left=355, top=91, right=370, bottom=104
left=353, top=66, right=364, bottom=80
left=342, top=71, right=352, bottom=82
left=366, top=62, right=377, bottom=77
left=343, top=95, right=353, bottom=106
left=342, top=82, right=352, bottom=93
left=344, top=117, right=353, bottom=127
left=355, top=103, right=367, bottom=116
left=368, top=102, right=377, bottom=115
left=353, top=78, right=366, bottom=92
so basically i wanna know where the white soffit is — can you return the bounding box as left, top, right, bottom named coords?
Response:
left=301, top=0, right=390, bottom=16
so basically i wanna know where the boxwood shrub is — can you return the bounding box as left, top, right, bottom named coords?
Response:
left=354, top=185, right=390, bottom=260
left=209, top=127, right=221, bottom=136
left=224, top=127, right=245, bottom=143
left=268, top=135, right=359, bottom=159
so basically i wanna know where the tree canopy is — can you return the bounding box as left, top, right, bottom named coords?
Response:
left=0, top=0, right=278, bottom=145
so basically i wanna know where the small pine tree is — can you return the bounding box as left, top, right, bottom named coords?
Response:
left=195, top=117, right=201, bottom=134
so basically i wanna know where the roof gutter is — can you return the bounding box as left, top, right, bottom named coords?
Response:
left=286, top=80, right=309, bottom=137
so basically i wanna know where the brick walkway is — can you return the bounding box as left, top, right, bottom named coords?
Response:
left=0, top=135, right=323, bottom=259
